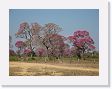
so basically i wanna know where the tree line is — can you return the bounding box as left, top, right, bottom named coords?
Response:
left=9, top=22, right=98, bottom=62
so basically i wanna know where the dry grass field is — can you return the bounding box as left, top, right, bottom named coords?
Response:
left=9, top=59, right=99, bottom=76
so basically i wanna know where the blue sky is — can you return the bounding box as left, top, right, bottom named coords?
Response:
left=9, top=9, right=99, bottom=50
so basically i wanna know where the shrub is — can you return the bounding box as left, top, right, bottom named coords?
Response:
left=9, top=56, right=19, bottom=61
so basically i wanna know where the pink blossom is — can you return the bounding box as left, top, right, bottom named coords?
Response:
left=69, top=30, right=95, bottom=50
left=88, top=44, right=96, bottom=49
left=83, top=31, right=89, bottom=36
left=35, top=48, right=46, bottom=57
left=63, top=48, right=71, bottom=56
left=16, top=22, right=29, bottom=35
left=48, top=34, right=65, bottom=48
left=24, top=49, right=32, bottom=54
left=9, top=49, right=16, bottom=56
left=15, top=41, right=26, bottom=48
left=20, top=22, right=29, bottom=30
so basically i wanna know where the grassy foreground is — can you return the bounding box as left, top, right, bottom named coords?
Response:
left=9, top=59, right=99, bottom=76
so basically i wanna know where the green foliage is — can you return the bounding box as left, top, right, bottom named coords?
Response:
left=9, top=54, right=99, bottom=63
left=84, top=53, right=99, bottom=59
left=9, top=56, right=19, bottom=61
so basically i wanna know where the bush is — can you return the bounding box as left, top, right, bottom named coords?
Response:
left=9, top=56, right=19, bottom=61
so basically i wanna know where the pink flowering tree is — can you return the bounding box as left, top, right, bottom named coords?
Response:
left=63, top=48, right=71, bottom=57
left=9, top=49, right=16, bottom=56
left=47, top=34, right=66, bottom=60
left=15, top=22, right=62, bottom=59
left=16, top=22, right=42, bottom=57
left=24, top=49, right=32, bottom=56
left=15, top=41, right=26, bottom=57
left=68, top=30, right=95, bottom=60
left=15, top=22, right=70, bottom=62
left=33, top=23, right=63, bottom=60
left=70, top=47, right=77, bottom=57
left=35, top=48, right=46, bottom=57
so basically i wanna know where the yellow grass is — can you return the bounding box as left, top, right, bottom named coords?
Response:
left=9, top=60, right=99, bottom=76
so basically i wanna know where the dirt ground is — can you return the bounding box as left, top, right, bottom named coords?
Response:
left=9, top=61, right=99, bottom=76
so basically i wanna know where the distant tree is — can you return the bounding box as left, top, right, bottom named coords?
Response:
left=9, top=36, right=16, bottom=56
left=9, top=49, right=16, bottom=56
left=68, top=30, right=95, bottom=60
left=70, top=47, right=77, bottom=57
left=9, top=36, right=13, bottom=49
left=63, top=48, right=71, bottom=57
